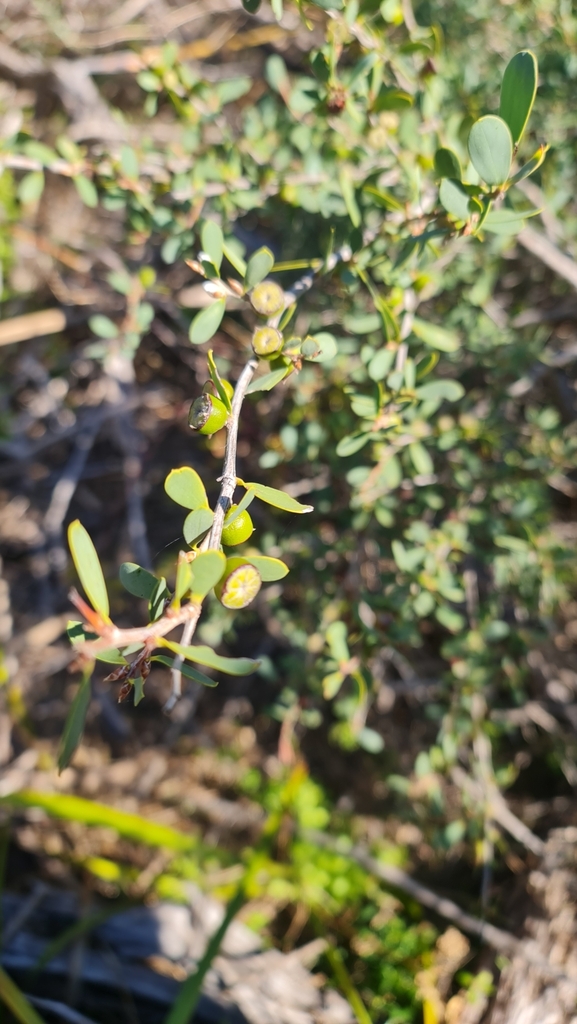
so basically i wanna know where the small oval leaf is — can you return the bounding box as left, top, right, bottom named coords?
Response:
left=165, top=467, right=208, bottom=510
left=201, top=221, right=224, bottom=271
left=246, top=367, right=291, bottom=394
left=245, top=247, right=275, bottom=290
left=468, top=115, right=513, bottom=186
left=243, top=555, right=289, bottom=581
left=336, top=433, right=372, bottom=457
left=439, top=178, right=472, bottom=221
left=183, top=508, right=214, bottom=546
left=58, top=667, right=92, bottom=772
left=499, top=50, right=538, bottom=145
left=243, top=482, right=313, bottom=514
left=434, top=147, right=462, bottom=180
left=68, top=520, right=110, bottom=620
left=189, top=299, right=226, bottom=345
left=411, top=317, right=460, bottom=353
left=161, top=640, right=260, bottom=675
left=190, top=550, right=226, bottom=598
left=415, top=380, right=465, bottom=402
left=120, top=562, right=160, bottom=600
left=151, top=655, right=219, bottom=687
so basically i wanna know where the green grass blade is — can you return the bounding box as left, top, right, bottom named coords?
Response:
left=1, top=791, right=195, bottom=852
left=0, top=966, right=47, bottom=1024
left=164, top=886, right=245, bottom=1024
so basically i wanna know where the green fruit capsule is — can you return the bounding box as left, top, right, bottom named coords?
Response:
left=251, top=280, right=285, bottom=317
left=188, top=393, right=228, bottom=435
left=221, top=505, right=254, bottom=546
left=252, top=326, right=283, bottom=357
left=214, top=557, right=262, bottom=609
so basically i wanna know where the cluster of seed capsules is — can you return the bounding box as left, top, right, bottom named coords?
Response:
left=186, top=278, right=294, bottom=612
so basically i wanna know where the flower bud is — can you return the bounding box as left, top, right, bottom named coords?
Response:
left=251, top=280, right=285, bottom=317
left=188, top=393, right=228, bottom=435
left=252, top=326, right=283, bottom=357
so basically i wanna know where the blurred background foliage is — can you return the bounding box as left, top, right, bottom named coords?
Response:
left=0, top=0, right=576, bottom=1022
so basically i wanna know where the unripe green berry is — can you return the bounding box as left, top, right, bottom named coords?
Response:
left=252, top=326, right=283, bottom=357
left=214, top=557, right=262, bottom=609
left=251, top=280, right=285, bottom=317
left=188, top=393, right=228, bottom=435
left=221, top=505, right=254, bottom=546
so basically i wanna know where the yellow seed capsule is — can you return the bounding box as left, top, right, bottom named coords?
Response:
left=252, top=326, right=283, bottom=357
left=188, top=394, right=228, bottom=435
left=215, top=558, right=261, bottom=609
left=221, top=505, right=254, bottom=546
left=251, top=280, right=285, bottom=317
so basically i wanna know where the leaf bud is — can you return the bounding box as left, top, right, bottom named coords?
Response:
left=301, top=336, right=321, bottom=358
left=188, top=393, right=228, bottom=435
left=250, top=280, right=285, bottom=317
left=252, top=326, right=284, bottom=357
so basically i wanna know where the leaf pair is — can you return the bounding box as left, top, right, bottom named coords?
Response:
left=164, top=467, right=215, bottom=545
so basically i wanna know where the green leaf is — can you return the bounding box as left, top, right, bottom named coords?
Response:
left=271, top=0, right=283, bottom=18
left=468, top=115, right=513, bottom=186
left=57, top=666, right=92, bottom=772
left=246, top=367, right=291, bottom=394
left=368, top=347, right=395, bottom=381
left=165, top=467, right=208, bottom=510
left=243, top=555, right=289, bottom=581
left=362, top=185, right=404, bottom=213
left=243, top=482, right=313, bottom=514
left=189, top=299, right=226, bottom=345
left=336, top=433, right=372, bottom=457
left=164, top=886, right=246, bottom=1024
left=201, top=221, right=224, bottom=271
left=499, top=50, right=538, bottom=145
left=482, top=207, right=539, bottom=235
left=357, top=727, right=384, bottom=754
left=411, top=317, right=460, bottom=352
left=67, top=520, right=110, bottom=621
left=22, top=140, right=58, bottom=165
left=507, top=144, right=548, bottom=186
left=89, top=314, right=118, bottom=339
left=222, top=490, right=255, bottom=527
left=119, top=562, right=161, bottom=600
left=133, top=677, right=145, bottom=705
left=149, top=577, right=169, bottom=622
left=161, top=641, right=260, bottom=675
left=73, top=174, right=98, bottom=208
left=439, top=178, right=472, bottom=221
left=18, top=170, right=45, bottom=204
left=67, top=622, right=125, bottom=664
left=304, top=333, right=338, bottom=363
left=434, top=147, right=462, bottom=180
left=120, top=145, right=139, bottom=179
left=245, top=247, right=275, bottom=290
left=372, top=87, right=412, bottom=112
left=183, top=508, right=214, bottom=545
left=242, top=0, right=261, bottom=10
left=415, top=380, right=464, bottom=402
left=173, top=556, right=193, bottom=605
left=2, top=791, right=195, bottom=851
left=0, top=965, right=48, bottom=1024
left=409, top=441, right=434, bottom=476
left=207, top=349, right=232, bottom=411
left=323, top=671, right=345, bottom=699
left=311, top=0, right=344, bottom=8
left=190, top=550, right=226, bottom=598
left=222, top=241, right=247, bottom=277
left=326, top=620, right=350, bottom=663
left=151, top=655, right=219, bottom=687
left=339, top=170, right=361, bottom=227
